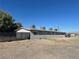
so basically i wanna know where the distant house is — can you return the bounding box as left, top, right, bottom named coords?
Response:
left=69, top=32, right=79, bottom=37
left=70, top=33, right=76, bottom=37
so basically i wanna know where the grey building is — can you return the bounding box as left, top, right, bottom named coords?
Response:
left=16, top=28, right=66, bottom=39
left=16, top=29, right=30, bottom=39
left=30, top=30, right=66, bottom=39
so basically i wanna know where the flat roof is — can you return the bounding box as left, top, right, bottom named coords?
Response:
left=29, top=29, right=65, bottom=33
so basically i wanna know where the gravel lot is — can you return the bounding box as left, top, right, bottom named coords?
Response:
left=0, top=38, right=79, bottom=59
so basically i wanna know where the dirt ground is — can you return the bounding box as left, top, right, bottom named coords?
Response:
left=0, top=37, right=79, bottom=59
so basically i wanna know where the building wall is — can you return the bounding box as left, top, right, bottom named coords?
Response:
left=30, top=31, right=66, bottom=39
left=16, top=32, right=30, bottom=39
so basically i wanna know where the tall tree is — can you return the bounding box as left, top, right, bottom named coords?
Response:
left=0, top=10, right=22, bottom=32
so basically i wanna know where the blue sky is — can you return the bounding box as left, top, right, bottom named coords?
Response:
left=0, top=0, right=79, bottom=32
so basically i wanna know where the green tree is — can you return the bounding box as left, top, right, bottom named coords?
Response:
left=40, top=26, right=46, bottom=31
left=0, top=10, right=22, bottom=32
left=31, top=25, right=36, bottom=30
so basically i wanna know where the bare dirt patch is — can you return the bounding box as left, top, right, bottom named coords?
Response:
left=0, top=38, right=79, bottom=59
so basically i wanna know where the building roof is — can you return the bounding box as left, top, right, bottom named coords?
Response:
left=17, top=28, right=31, bottom=33
left=16, top=28, right=65, bottom=33
left=29, top=29, right=65, bottom=33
